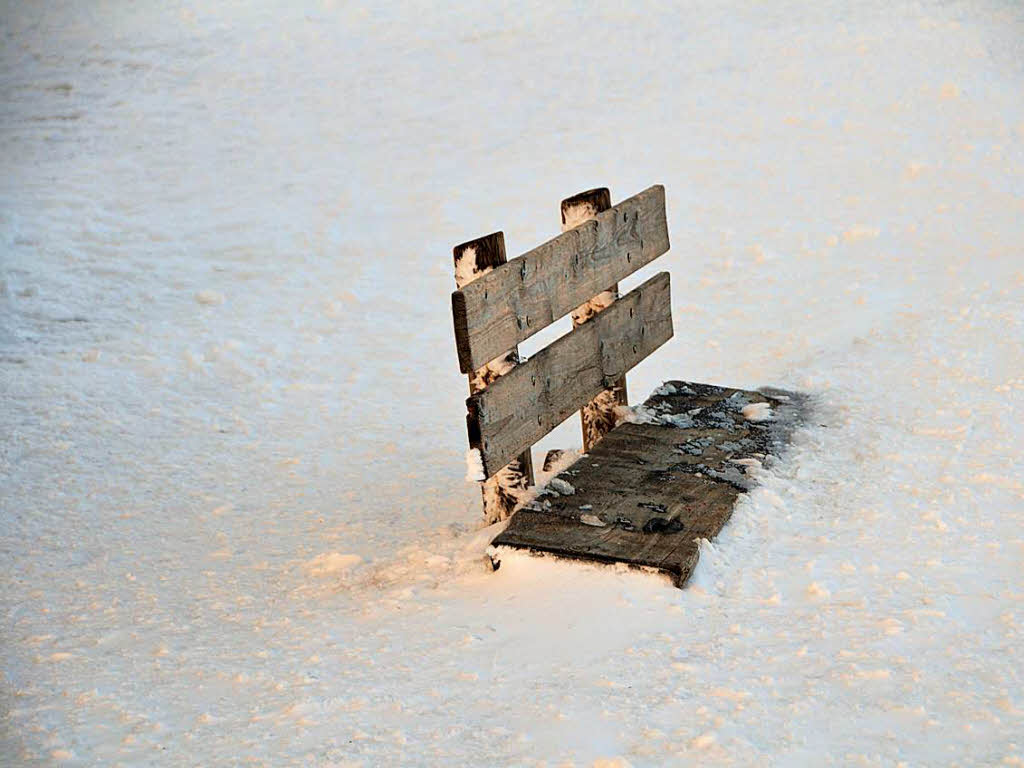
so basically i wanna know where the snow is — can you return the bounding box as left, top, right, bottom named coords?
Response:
left=660, top=412, right=697, bottom=429
left=3, top=0, right=1024, bottom=765
left=452, top=245, right=480, bottom=290
left=615, top=403, right=664, bottom=426
left=545, top=477, right=576, bottom=496
left=464, top=449, right=485, bottom=483
left=741, top=402, right=774, bottom=422
left=616, top=402, right=696, bottom=429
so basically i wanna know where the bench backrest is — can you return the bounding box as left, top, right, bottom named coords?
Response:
left=451, top=184, right=672, bottom=481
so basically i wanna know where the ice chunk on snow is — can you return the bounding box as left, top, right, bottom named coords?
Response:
left=617, top=403, right=696, bottom=428
left=661, top=412, right=695, bottom=428
left=546, top=477, right=575, bottom=496
left=741, top=402, right=773, bottom=422
left=614, top=404, right=662, bottom=426
left=464, top=449, right=485, bottom=482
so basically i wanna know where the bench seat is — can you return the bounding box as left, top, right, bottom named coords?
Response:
left=490, top=381, right=805, bottom=586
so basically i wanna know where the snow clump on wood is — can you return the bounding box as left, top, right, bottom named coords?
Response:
left=464, top=449, right=486, bottom=482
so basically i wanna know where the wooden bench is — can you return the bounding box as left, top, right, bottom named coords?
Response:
left=451, top=185, right=803, bottom=587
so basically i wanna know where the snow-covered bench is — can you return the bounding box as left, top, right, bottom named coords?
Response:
left=451, top=185, right=802, bottom=586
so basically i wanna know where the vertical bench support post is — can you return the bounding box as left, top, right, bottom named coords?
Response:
left=560, top=187, right=629, bottom=450
left=453, top=232, right=535, bottom=524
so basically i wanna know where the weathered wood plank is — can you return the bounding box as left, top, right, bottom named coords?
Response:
left=452, top=184, right=669, bottom=373
left=491, top=382, right=807, bottom=587
left=467, top=272, right=673, bottom=478
left=561, top=187, right=628, bottom=450
left=453, top=232, right=534, bottom=524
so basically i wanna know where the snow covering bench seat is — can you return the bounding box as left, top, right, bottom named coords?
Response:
left=490, top=381, right=804, bottom=587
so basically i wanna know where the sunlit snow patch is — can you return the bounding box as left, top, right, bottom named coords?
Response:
left=686, top=537, right=727, bottom=593
left=464, top=449, right=485, bottom=482
left=741, top=402, right=773, bottom=421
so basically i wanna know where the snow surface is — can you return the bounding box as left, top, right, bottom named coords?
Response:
left=2, top=0, right=1024, bottom=765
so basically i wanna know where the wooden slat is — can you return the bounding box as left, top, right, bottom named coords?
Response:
left=452, top=232, right=534, bottom=524
left=466, top=272, right=673, bottom=478
left=452, top=184, right=669, bottom=373
left=491, top=382, right=807, bottom=587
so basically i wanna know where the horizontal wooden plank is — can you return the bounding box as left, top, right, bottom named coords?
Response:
left=467, top=272, right=673, bottom=478
left=491, top=381, right=807, bottom=587
left=452, top=184, right=669, bottom=373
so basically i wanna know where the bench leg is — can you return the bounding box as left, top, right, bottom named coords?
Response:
left=480, top=450, right=533, bottom=525
left=454, top=232, right=535, bottom=523
left=561, top=188, right=629, bottom=451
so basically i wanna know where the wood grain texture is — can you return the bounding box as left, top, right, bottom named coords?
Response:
left=561, top=187, right=628, bottom=451
left=452, top=231, right=534, bottom=523
left=491, top=381, right=807, bottom=587
left=466, top=272, right=673, bottom=478
left=451, top=184, right=669, bottom=373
